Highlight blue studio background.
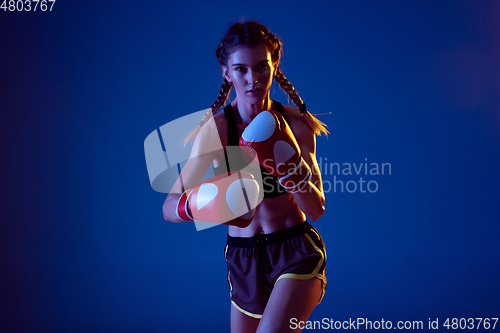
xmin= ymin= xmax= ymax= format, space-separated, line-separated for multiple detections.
xmin=1 ymin=1 xmax=499 ymax=332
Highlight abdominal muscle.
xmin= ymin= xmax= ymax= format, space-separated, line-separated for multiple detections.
xmin=227 ymin=192 xmax=306 ymax=237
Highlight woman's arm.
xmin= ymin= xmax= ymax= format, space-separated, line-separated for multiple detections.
xmin=286 ymin=108 xmax=326 ymax=221
xmin=291 ymin=131 xmax=325 ymax=221
xmin=163 ymin=117 xmax=223 ymax=222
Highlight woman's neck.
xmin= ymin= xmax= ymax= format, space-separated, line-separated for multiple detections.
xmin=232 ymin=96 xmax=273 ymax=125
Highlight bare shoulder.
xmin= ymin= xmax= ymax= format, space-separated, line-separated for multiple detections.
xmin=190 ymin=112 xmax=226 ymax=158
xmin=212 ymin=110 xmax=228 ymax=146
xmin=198 ymin=111 xmax=227 ymax=143
xmin=282 ymin=104 xmax=315 ymax=146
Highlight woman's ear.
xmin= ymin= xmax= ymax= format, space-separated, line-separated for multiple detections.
xmin=221 ymin=66 xmax=231 ymax=82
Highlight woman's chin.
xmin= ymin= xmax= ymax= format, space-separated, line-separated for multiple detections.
xmin=243 ymin=92 xmax=269 ymax=104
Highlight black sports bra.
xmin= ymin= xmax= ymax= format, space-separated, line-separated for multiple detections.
xmin=213 ymin=101 xmax=289 ymax=198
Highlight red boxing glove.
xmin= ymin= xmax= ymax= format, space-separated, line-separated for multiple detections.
xmin=175 ymin=171 xmax=260 ymax=227
xmin=239 ymin=111 xmax=312 ymax=193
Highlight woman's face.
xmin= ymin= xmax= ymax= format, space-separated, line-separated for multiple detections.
xmin=222 ymin=45 xmax=275 ymax=105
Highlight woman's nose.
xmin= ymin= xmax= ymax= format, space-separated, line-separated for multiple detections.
xmin=247 ymin=72 xmax=258 ymax=85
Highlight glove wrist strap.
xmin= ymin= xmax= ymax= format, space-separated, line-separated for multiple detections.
xmin=175 ymin=189 xmax=194 ymax=221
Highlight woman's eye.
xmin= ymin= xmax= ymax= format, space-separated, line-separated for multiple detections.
xmin=235 ymin=67 xmax=246 ymax=72
xmin=258 ymin=64 xmax=269 ymax=69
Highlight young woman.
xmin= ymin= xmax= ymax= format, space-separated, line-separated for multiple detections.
xmin=163 ymin=21 xmax=329 ymax=333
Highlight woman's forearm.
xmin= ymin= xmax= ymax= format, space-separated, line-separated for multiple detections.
xmin=292 ymin=180 xmax=325 ymax=221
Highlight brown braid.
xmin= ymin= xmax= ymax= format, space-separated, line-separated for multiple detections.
xmin=273 ymin=66 xmax=304 ymax=107
xmin=274 ymin=66 xmax=329 ymax=136
xmin=210 ymin=78 xmax=233 ymax=114
xmin=182 ymin=78 xmax=233 ymax=146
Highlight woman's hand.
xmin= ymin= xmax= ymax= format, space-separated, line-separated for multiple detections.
xmin=163 ymin=117 xmax=223 ymax=222
xmin=175 ymin=170 xmax=260 ymax=227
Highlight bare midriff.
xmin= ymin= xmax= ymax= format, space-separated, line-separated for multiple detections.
xmin=228 ymin=192 xmax=306 ymax=237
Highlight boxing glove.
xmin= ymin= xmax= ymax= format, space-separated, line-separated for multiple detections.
xmin=239 ymin=111 xmax=312 ymax=193
xmin=176 ymin=171 xmax=260 ymax=227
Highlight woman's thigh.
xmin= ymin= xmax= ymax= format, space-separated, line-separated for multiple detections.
xmin=256 ymin=277 xmax=323 ymax=333
xmin=231 ymin=303 xmax=261 ymax=333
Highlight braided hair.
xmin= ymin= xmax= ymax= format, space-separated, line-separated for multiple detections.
xmin=184 ymin=20 xmax=328 ymax=145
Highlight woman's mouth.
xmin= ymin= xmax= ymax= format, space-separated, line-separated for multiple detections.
xmin=247 ymin=89 xmax=261 ymax=95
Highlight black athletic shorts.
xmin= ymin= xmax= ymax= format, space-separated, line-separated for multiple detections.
xmin=224 ymin=221 xmax=327 ymax=318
